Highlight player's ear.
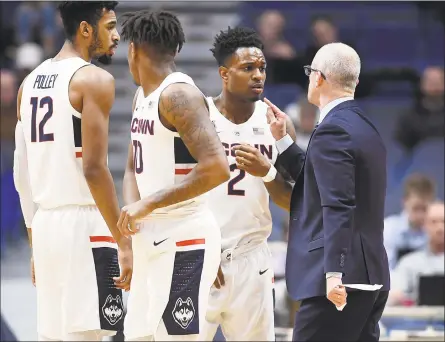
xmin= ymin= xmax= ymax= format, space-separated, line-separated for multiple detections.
xmin=219 ymin=66 xmax=228 ymax=82
xmin=80 ymin=21 xmax=92 ymax=39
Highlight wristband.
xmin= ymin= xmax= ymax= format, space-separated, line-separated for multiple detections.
xmin=262 ymin=164 xmax=277 ymax=183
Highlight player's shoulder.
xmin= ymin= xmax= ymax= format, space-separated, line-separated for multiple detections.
xmin=70 ymin=65 xmax=115 ymax=97
xmin=72 ymin=64 xmax=114 ymax=88
xmin=160 ymin=81 xmax=201 ymax=102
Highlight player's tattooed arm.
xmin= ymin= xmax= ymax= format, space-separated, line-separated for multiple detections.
xmin=145 ymin=83 xmax=230 ymax=211
xmin=123 ymin=89 xmax=141 ymax=205
xmin=76 ymin=66 xmax=127 ymax=247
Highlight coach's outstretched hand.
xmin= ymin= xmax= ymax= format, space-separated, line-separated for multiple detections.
xmin=264 ymin=98 xmax=288 ymax=141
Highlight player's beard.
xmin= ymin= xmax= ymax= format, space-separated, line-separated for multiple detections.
xmin=89 ymin=31 xmax=113 ymax=66
xmin=97 ymin=54 xmax=112 ymax=65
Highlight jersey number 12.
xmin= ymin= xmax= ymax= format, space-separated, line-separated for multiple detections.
xmin=30 ymin=96 xmax=54 ymax=143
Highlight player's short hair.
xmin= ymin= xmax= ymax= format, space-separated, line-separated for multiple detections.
xmin=210 ymin=26 xmax=264 ymax=66
xmin=403 ymin=173 xmax=436 ymax=199
xmin=120 ymin=10 xmax=185 ymax=56
xmin=58 ymin=1 xmax=119 ymax=42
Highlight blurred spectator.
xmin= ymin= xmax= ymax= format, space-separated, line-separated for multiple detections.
xmin=14 ymin=42 xmax=44 ymax=84
xmin=264 ymin=15 xmax=374 ymax=98
xmin=15 ymin=2 xmax=62 ymax=58
xmin=256 ymin=10 xmax=296 ymax=59
xmin=300 ymin=16 xmax=339 ymax=66
xmin=384 ymin=174 xmax=436 ymax=269
xmin=284 ymin=96 xmax=319 ymax=151
xmin=388 ymin=201 xmax=444 ymax=305
xmin=1 ymin=69 xmax=18 ymax=173
xmin=394 ymin=66 xmax=444 ymax=152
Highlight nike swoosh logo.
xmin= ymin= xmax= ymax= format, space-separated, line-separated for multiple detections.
xmin=153 ymin=238 xmax=168 ymax=246
xmin=259 ymin=269 xmax=269 ymax=275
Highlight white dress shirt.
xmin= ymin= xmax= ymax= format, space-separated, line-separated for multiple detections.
xmin=275 ymin=96 xmax=354 ymax=279
xmin=276 ymin=97 xmax=354 ymax=154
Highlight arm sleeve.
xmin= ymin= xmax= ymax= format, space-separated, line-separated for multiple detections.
xmin=275 ymin=135 xmax=306 ymax=181
xmin=13 ymin=121 xmax=37 ymax=228
xmin=311 ymin=124 xmax=355 ymax=275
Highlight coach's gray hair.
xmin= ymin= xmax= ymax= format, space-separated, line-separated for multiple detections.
xmin=312 ymin=42 xmax=361 ymax=92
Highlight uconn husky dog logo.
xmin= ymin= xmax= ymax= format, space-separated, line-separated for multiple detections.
xmin=172 ymin=297 xmax=195 ymax=329
xmin=102 ymin=295 xmax=124 ymax=325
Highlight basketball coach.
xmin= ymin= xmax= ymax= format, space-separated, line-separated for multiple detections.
xmin=264 ymin=42 xmax=390 ymax=341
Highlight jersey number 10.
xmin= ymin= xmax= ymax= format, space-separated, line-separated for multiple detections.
xmin=132 ymin=140 xmax=143 ymax=174
xmin=30 ymin=96 xmax=54 ymax=143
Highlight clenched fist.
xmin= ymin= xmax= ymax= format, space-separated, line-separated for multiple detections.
xmin=232 ymin=144 xmax=271 ymax=177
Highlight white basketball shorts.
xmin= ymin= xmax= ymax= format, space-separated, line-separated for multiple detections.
xmin=203 ymin=241 xmax=276 ymax=341
xmin=124 ymin=210 xmax=221 ymax=341
xmin=32 ymin=205 xmax=124 ymax=340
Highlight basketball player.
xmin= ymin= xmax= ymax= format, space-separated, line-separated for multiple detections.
xmin=13 ymin=2 xmax=132 ymax=341
xmin=116 ymin=10 xmax=230 ymax=341
xmin=203 ymin=27 xmax=296 ymax=341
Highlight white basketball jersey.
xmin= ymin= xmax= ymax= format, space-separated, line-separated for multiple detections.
xmin=130 ymin=72 xmax=207 ymax=218
xmin=207 ymin=98 xmax=278 ymax=250
xmin=19 ymin=57 xmax=96 ymax=209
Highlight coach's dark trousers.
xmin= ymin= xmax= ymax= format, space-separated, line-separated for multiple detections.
xmin=292 ymin=291 xmax=389 ymax=341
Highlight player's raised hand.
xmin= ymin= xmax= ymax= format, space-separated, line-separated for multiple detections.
xmin=233 ymin=144 xmax=271 ymax=177
xmin=113 ymin=239 xmax=133 ymax=291
xmin=117 ymin=199 xmax=154 ymax=237
xmin=264 ymin=97 xmax=288 ymax=141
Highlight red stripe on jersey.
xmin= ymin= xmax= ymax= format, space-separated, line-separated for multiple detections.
xmin=90 ymin=236 xmax=116 ymax=243
xmin=175 ymin=168 xmax=192 ymax=175
xmin=176 ymin=238 xmax=205 ymax=247
xmin=272 ymin=277 xmax=275 ymax=283
xmin=75 ymin=151 xmax=82 ymax=158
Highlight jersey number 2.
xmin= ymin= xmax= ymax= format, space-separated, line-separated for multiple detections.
xmin=228 ymin=163 xmax=246 ymax=196
xmin=30 ymin=96 xmax=54 ymax=142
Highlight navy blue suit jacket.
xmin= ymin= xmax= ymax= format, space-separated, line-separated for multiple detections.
xmin=279 ymin=100 xmax=390 ymax=301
